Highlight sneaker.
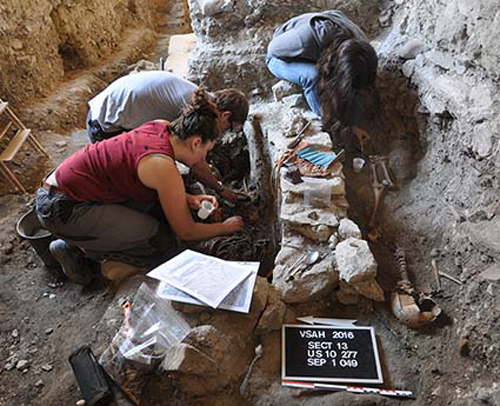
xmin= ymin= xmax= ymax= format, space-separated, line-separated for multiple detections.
xmin=49 ymin=240 xmax=93 ymax=285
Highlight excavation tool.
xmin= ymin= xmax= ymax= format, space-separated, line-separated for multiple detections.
xmin=368 ymin=155 xmax=396 ymax=228
xmin=391 ymin=246 xmax=442 ymax=329
xmin=286 ymin=251 xmax=321 ymax=282
xmin=287 ymin=121 xmax=311 ymax=149
xmin=240 ymin=344 xmax=263 ymax=397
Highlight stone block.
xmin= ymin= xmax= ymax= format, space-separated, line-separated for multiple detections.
xmin=280 ymin=201 xmax=339 ymax=228
xmin=338 ymin=218 xmax=362 ymax=240
xmin=397 ymin=38 xmax=424 ymax=60
xmin=193 ymin=0 xmax=234 ymax=17
xmin=335 ymin=238 xmax=377 ymax=284
xmin=465 ymin=217 xmax=500 ymax=258
xmin=472 ymin=121 xmax=494 ymax=158
xmin=162 ymin=343 xmax=219 ymax=377
xmin=354 ymin=280 xmax=385 ymax=302
xmin=402 ymin=60 xmax=415 ymax=77
xmin=302 ymin=131 xmax=333 ymax=150
xmin=480 ymin=265 xmax=500 ymax=281
xmin=425 ymin=50 xmax=454 ymax=70
xmin=292 ymin=224 xmax=332 ymax=242
xmin=328 ymin=233 xmax=339 ymax=249
xmin=255 ymin=286 xmax=287 ymax=334
xmin=272 ymin=80 xmax=302 ymax=102
xmin=280 ymin=176 xmax=345 ymax=197
xmin=282 ymin=94 xmax=307 ymax=110
xmin=336 ymin=280 xmax=360 ymax=305
xmin=273 ymin=254 xmax=339 ymax=304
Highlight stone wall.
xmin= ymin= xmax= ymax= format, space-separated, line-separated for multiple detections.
xmin=379 ymin=0 xmax=500 ymax=380
xmin=187 ymin=0 xmax=381 ymax=92
xmin=0 ymin=0 xmax=165 ymax=108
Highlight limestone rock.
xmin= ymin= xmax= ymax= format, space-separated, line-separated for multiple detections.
xmin=11 ymin=39 xmax=23 ymax=50
xmin=250 ymin=277 xmax=270 ymax=316
xmin=465 ymin=217 xmax=500 ymax=258
xmin=162 ymin=343 xmax=228 ymax=395
xmin=398 ymin=38 xmax=424 ymax=59
xmin=282 ymin=109 xmax=307 ymax=137
xmin=281 ymin=176 xmax=345 ymax=197
xmin=402 ymin=60 xmax=415 ymax=77
xmin=303 ymin=131 xmax=333 ymax=150
xmin=290 ymin=224 xmax=331 ymax=242
xmin=425 ymin=50 xmax=454 ymax=70
xmin=354 ymin=280 xmax=385 ymax=302
xmin=335 ymin=238 xmax=377 ymax=284
xmin=162 ymin=343 xmax=218 ymax=377
xmin=328 ymin=234 xmax=338 ymax=249
xmin=282 ymin=94 xmax=306 ymax=109
xmin=272 ymin=80 xmax=302 ymax=102
xmin=274 ymin=254 xmax=339 ymax=304
xmin=274 ymin=246 xmax=301 ymax=266
xmin=255 ymin=286 xmax=286 ymax=334
xmin=194 ymin=0 xmax=234 ymax=17
xmin=280 ymin=201 xmax=339 ymax=229
xmin=336 ymin=280 xmax=360 ymax=305
xmin=480 ymin=265 xmax=500 ymax=281
xmin=338 ymin=218 xmax=362 ymax=240
xmin=472 ymin=121 xmax=494 ymax=158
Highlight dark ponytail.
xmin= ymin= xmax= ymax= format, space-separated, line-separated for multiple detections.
xmin=168 ymin=89 xmax=221 ymax=143
xmin=319 ymin=38 xmax=378 ymax=128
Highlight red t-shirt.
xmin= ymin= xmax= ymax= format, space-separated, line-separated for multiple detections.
xmin=56 ymin=121 xmax=175 ymax=203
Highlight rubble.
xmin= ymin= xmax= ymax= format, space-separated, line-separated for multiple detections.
xmin=272 ymin=80 xmax=301 ymax=102
xmin=335 ymin=238 xmax=378 ymax=284
xmin=274 ymin=253 xmax=339 ymax=304
xmin=16 ymin=360 xmax=29 ymax=371
xmin=338 ymin=218 xmax=362 ymax=240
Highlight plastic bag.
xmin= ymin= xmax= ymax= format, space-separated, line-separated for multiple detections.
xmin=99 ymin=283 xmax=190 ymax=405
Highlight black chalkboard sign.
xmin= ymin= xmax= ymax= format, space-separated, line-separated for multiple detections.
xmin=282 ymin=324 xmax=383 ymax=384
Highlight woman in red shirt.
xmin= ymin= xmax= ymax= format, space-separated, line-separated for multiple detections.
xmin=36 ymin=90 xmax=244 ymax=285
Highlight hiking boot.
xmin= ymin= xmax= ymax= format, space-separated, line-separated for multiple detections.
xmin=49 ymin=240 xmax=93 ymax=285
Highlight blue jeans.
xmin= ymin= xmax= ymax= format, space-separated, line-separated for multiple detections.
xmin=266 ymin=56 xmax=322 ymax=117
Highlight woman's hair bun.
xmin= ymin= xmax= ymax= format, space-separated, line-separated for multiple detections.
xmin=189 ymin=89 xmax=217 ymax=116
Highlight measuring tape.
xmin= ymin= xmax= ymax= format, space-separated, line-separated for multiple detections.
xmin=282 ymin=380 xmax=415 ymax=399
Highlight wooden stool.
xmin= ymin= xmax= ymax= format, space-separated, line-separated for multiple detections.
xmin=0 ymin=98 xmax=49 ymax=193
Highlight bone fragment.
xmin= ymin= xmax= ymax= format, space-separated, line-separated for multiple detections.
xmin=431 ymin=259 xmax=442 ymax=291
xmin=438 ymin=271 xmax=462 ymax=285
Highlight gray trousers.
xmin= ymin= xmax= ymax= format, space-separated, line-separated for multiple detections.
xmin=36 ymin=187 xmax=177 ymax=267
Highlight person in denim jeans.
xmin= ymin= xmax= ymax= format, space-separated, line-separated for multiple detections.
xmin=266 ymin=10 xmax=377 ymax=146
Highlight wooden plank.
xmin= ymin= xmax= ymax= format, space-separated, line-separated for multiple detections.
xmin=0 ymin=101 xmax=8 ymax=116
xmin=0 ymin=128 xmax=31 ymax=161
xmin=27 ymin=134 xmax=49 ymax=158
xmin=4 ymin=105 xmax=25 ymax=129
xmin=0 ymin=120 xmax=13 ymax=142
xmin=0 ymin=161 xmax=26 ymax=193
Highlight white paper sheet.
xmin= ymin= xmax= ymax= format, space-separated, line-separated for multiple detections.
xmin=147 ymin=250 xmax=254 ymax=308
xmin=156 ymin=262 xmax=259 ymax=313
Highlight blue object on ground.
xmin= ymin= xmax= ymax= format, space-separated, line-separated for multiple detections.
xmin=296 ymin=147 xmax=337 ymax=167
